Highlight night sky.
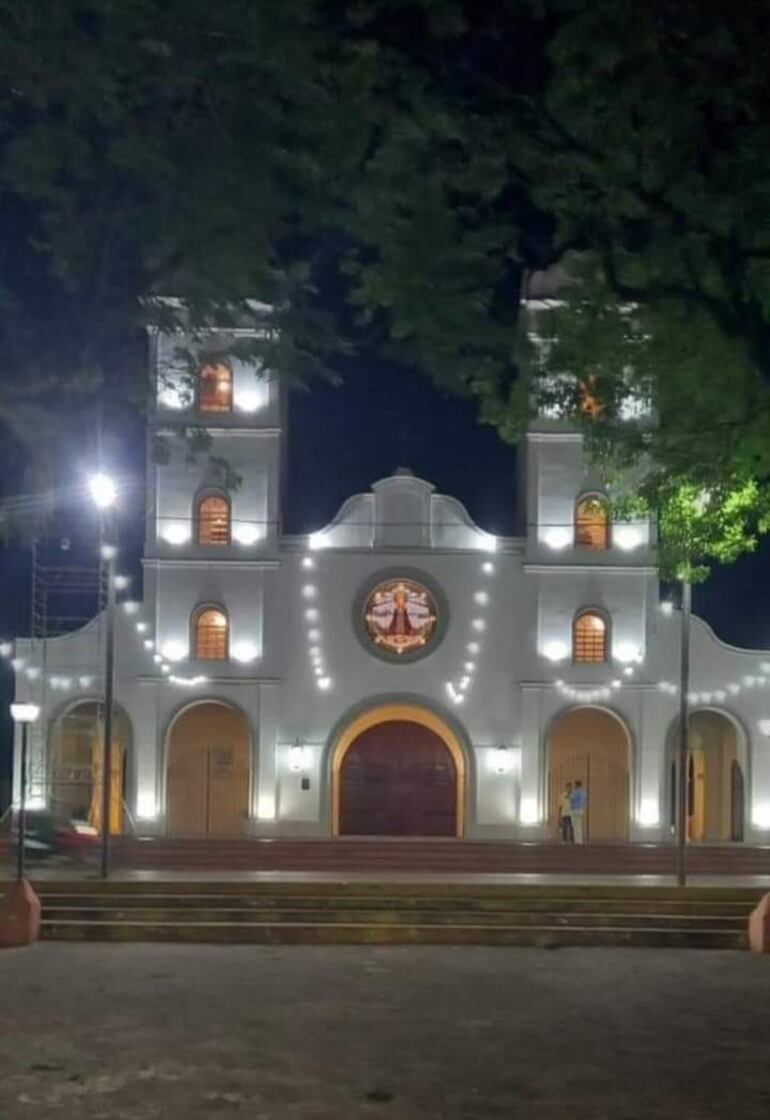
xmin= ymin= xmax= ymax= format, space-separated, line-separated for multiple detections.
xmin=2 ymin=357 xmax=770 ymax=808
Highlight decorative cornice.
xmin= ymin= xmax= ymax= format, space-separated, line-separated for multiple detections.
xmin=155 ymin=424 xmax=281 ymax=437
xmin=142 ymin=558 xmax=281 ymax=570
xmin=524 ymin=563 xmax=657 ymax=575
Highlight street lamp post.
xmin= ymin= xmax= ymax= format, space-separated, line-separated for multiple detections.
xmin=10 ymin=702 xmax=41 ymax=882
xmin=676 ymin=578 xmax=692 ymax=888
xmin=89 ymin=472 xmax=118 ymax=880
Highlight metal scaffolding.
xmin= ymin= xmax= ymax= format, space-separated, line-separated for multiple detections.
xmin=25 ymin=523 xmax=106 ymax=810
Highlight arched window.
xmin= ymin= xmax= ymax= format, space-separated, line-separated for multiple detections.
xmin=193 ymin=606 xmax=229 ymax=660
xmin=196 ymin=493 xmax=230 ymax=546
xmin=199 ymin=362 xmax=233 ymax=413
xmin=578 ymin=376 xmax=604 ymax=418
xmin=573 ymin=610 xmax=608 ymax=663
xmin=575 ymin=495 xmax=610 ymax=550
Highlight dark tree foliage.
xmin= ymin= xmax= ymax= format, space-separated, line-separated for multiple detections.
xmin=342 ymin=0 xmax=770 ymax=577
xmin=3 ymin=0 xmax=770 ymax=576
xmin=0 ymin=0 xmax=360 ymax=501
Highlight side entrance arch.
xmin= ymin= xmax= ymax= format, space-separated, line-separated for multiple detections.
xmin=166 ymin=701 xmax=250 ymax=838
xmin=548 ymin=706 xmax=630 ymax=842
xmin=49 ymin=701 xmax=130 ymax=834
xmin=331 ymin=704 xmax=466 ymax=837
xmin=668 ymin=710 xmax=746 ymax=843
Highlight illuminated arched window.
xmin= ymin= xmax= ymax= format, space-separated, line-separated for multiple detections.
xmin=573 ymin=610 xmax=608 ymax=664
xmin=199 ymin=362 xmax=233 ymax=413
xmin=575 ymin=495 xmax=610 ymax=550
xmin=196 ymin=493 xmax=230 ymax=546
xmin=193 ymin=606 xmax=229 ymax=660
xmin=578 ymin=376 xmax=604 ymax=418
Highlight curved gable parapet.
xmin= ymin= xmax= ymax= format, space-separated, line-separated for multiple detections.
xmin=308 ymin=493 xmax=375 ymax=550
xmin=305 ymin=471 xmax=498 ymax=552
xmin=690 ymin=612 xmax=770 ymax=661
xmin=431 ymin=493 xmax=498 ymax=552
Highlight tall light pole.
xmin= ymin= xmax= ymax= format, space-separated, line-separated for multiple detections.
xmin=10 ymin=702 xmax=41 ymax=882
xmin=676 ymin=578 xmax=692 ymax=887
xmin=89 ymin=472 xmax=117 ymax=880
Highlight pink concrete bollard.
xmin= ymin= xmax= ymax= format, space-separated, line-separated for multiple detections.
xmin=0 ymin=880 xmax=41 ymax=948
xmin=748 ymin=893 xmax=770 ymax=954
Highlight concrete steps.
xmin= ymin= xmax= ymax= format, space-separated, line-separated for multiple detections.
xmin=34 ymin=882 xmax=762 ymax=949
xmin=110 ymin=838 xmax=770 ymax=876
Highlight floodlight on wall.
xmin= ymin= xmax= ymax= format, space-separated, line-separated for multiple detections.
xmin=757 ymin=720 xmax=770 ymax=737
xmin=494 ymin=744 xmax=510 ymax=775
xmin=232 ymin=523 xmax=262 ymax=546
xmin=135 ymin=791 xmax=158 ymax=820
xmin=231 ymin=640 xmax=259 ymax=663
xmin=301 ymin=557 xmax=315 ymax=570
xmin=752 ymin=804 xmax=770 ymax=830
xmin=257 ymin=795 xmax=276 ymax=821
xmin=235 ymin=388 xmax=267 ymax=413
xmin=542 ymin=640 xmax=568 ymax=663
xmin=481 ymin=562 xmax=495 ymax=575
xmin=637 ymin=800 xmax=660 ymax=827
xmin=613 ymin=526 xmax=642 ymax=551
xmin=10 ymin=703 xmax=40 ymax=723
xmin=161 ymin=641 xmax=187 ymax=662
xmin=614 ymin=642 xmax=642 ymax=664
xmin=308 ymin=531 xmax=330 ymax=550
xmin=162 ymin=522 xmax=191 ymax=546
xmin=543 ymin=527 xmax=571 ymax=550
xmin=317 ymin=676 xmax=332 ymax=691
xmin=519 ymin=797 xmax=539 ymax=825
xmin=660 ymin=600 xmax=674 ymax=615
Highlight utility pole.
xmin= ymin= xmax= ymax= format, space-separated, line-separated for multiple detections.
xmin=676 ymin=578 xmax=692 ymax=887
xmin=100 ymin=536 xmax=116 ymax=879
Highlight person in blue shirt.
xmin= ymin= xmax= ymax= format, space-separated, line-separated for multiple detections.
xmin=570 ymin=780 xmax=587 ymax=844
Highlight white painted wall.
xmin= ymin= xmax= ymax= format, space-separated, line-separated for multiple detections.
xmin=7 ymin=335 xmax=770 ymax=845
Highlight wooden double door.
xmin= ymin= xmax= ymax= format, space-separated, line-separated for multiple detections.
xmin=339 ymin=720 xmax=458 ymax=837
xmin=548 ymin=708 xmax=630 ymax=843
xmin=167 ymin=703 xmax=249 ymax=838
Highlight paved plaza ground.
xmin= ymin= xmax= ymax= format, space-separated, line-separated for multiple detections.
xmin=1 ymin=944 xmax=769 ymax=1119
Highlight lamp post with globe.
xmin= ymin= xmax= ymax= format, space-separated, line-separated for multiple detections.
xmin=89 ymin=472 xmax=118 ymax=879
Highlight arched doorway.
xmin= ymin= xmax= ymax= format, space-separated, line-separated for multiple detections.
xmin=166 ymin=701 xmax=250 ymax=838
xmin=548 ymin=707 xmax=630 ymax=842
xmin=49 ymin=701 xmax=129 ymax=833
xmin=332 ymin=704 xmax=466 ymax=837
xmin=669 ymin=710 xmax=745 ymax=843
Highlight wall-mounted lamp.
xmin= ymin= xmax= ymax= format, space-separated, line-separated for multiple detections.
xmin=495 ymin=744 xmax=510 ymax=775
xmin=289 ymin=741 xmax=307 ymax=773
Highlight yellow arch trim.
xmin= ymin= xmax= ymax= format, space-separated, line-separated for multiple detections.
xmin=331 ymin=703 xmax=466 ymax=837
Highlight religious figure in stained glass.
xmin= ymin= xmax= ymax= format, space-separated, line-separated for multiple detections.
xmin=364 ymin=579 xmax=438 ymax=655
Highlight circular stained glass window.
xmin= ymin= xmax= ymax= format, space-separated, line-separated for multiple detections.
xmin=364 ymin=578 xmax=438 ymax=657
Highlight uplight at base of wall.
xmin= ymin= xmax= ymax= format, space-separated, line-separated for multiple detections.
xmin=752 ymin=805 xmax=770 ymax=830
xmin=636 ymin=800 xmax=660 ymax=827
xmin=519 ymin=797 xmax=539 ymax=825
xmin=136 ymin=792 xmax=158 ymax=820
xmin=257 ymin=796 xmax=276 ymax=821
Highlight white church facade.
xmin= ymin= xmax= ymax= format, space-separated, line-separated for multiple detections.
xmin=9 ymin=320 xmax=770 ymax=846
